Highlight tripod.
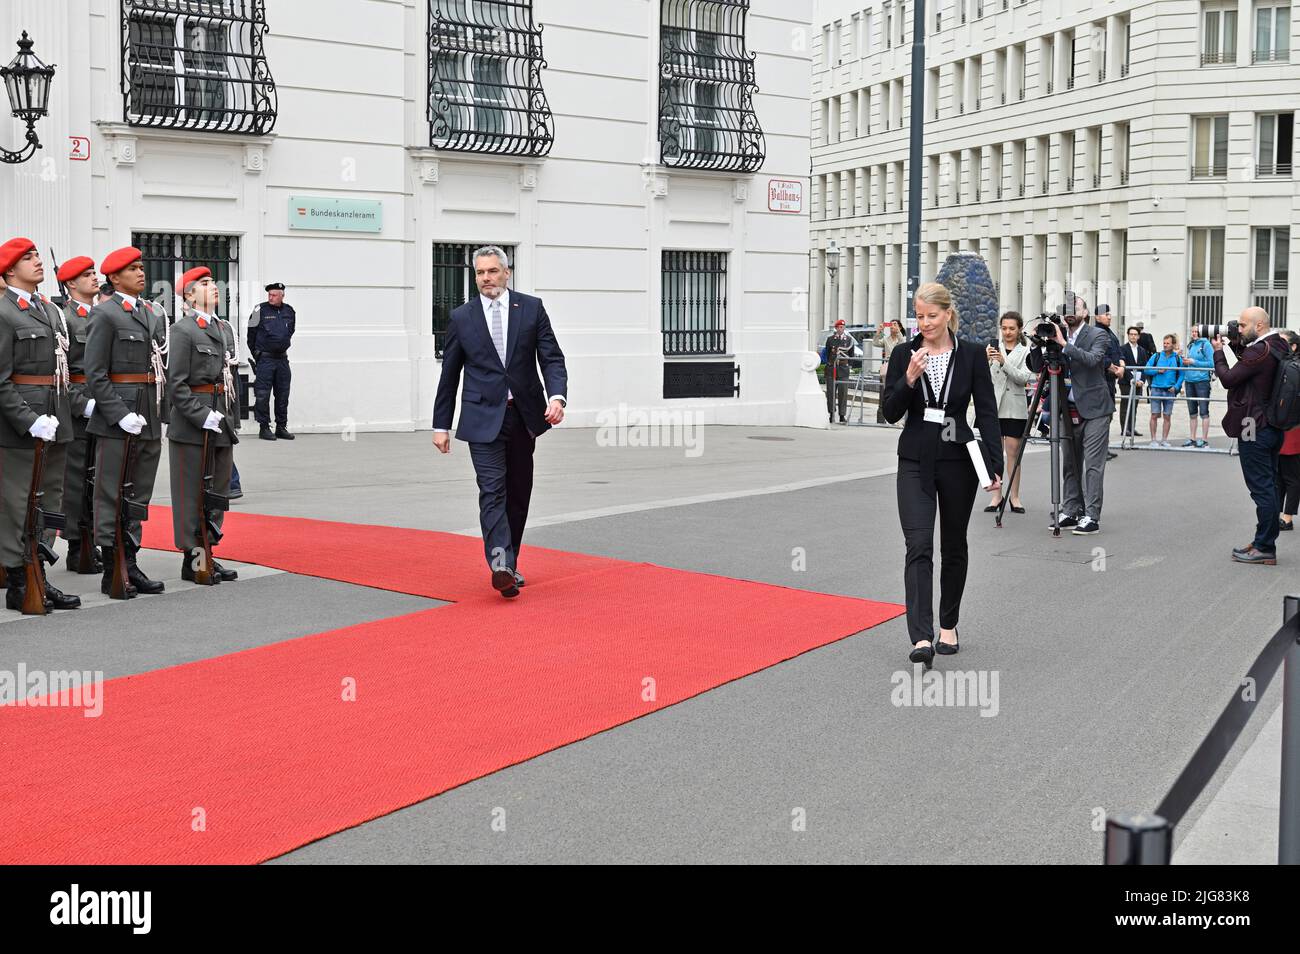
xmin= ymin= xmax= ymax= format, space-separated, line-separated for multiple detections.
xmin=995 ymin=348 xmax=1068 ymax=535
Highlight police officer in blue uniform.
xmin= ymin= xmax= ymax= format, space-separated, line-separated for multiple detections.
xmin=247 ymin=281 xmax=295 ymax=441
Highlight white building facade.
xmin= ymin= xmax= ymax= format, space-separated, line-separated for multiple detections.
xmin=0 ymin=0 xmax=812 ymax=432
xmin=811 ymin=0 xmax=1298 ymax=341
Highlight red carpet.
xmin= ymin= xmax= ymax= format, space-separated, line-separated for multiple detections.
xmin=2 ymin=512 xmax=902 ymax=864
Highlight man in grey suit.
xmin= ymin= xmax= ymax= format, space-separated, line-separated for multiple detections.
xmin=1050 ymin=297 xmax=1115 ymax=535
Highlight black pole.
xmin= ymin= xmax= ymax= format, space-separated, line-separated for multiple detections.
xmin=905 ymin=0 xmax=927 ymax=312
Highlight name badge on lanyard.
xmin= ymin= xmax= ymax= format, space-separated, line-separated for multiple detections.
xmin=919 ymin=339 xmax=958 ymax=426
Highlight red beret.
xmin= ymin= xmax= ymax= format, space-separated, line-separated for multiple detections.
xmin=179 ymin=266 xmax=211 ymax=293
xmin=56 ymin=255 xmax=96 ymax=284
xmin=101 ymin=246 xmax=142 ymax=276
xmin=0 ymin=237 xmax=36 ymax=276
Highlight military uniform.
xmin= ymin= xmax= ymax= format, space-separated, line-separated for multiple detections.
xmin=60 ymin=296 xmax=97 ymax=559
xmin=248 ymin=293 xmax=294 ymax=434
xmin=167 ymin=307 xmax=239 ymax=564
xmin=84 ymin=289 xmax=169 ymax=589
xmin=0 ymin=288 xmax=75 ymax=582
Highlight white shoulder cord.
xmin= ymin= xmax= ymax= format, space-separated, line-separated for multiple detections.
xmin=150 ymin=310 xmax=169 ymax=413
xmin=51 ymin=300 xmax=71 ymax=395
xmin=217 ymin=316 xmax=237 ymax=416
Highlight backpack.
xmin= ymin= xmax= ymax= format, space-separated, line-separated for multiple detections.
xmin=1267 ymin=346 xmax=1300 ymax=430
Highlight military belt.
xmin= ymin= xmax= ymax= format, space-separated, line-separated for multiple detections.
xmin=109 ymin=373 xmax=157 ymax=384
xmin=9 ymin=374 xmax=59 ymax=386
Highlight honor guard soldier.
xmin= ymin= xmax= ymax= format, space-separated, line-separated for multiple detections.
xmin=55 ymin=255 xmax=102 ymax=572
xmin=84 ymin=246 xmax=168 ymax=597
xmin=0 ymin=238 xmax=81 ymax=610
xmin=169 ymin=267 xmax=239 ymax=584
xmin=248 ymin=281 xmax=295 ymax=441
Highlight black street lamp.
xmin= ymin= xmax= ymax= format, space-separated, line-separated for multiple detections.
xmin=1 ymin=32 xmax=56 ymax=165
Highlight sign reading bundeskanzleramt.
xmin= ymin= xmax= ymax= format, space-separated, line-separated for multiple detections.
xmin=289 ymin=196 xmax=383 ymax=233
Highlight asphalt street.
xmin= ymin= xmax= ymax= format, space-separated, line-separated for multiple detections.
xmin=4 ymin=424 xmax=1289 ymax=863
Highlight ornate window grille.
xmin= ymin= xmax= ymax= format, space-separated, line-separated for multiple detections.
xmin=122 ymin=0 xmax=277 ymax=134
xmin=431 ymin=242 xmax=518 ymax=357
xmin=132 ymin=232 xmax=241 ymax=324
xmin=662 ymin=250 xmax=727 ymax=355
xmin=659 ymin=0 xmax=765 ymax=173
xmin=427 ymin=1 xmax=553 ymax=156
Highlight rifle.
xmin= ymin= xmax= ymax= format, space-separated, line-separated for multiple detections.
xmin=48 ymin=248 xmax=68 ymax=308
xmin=192 ymin=429 xmax=229 ymax=585
xmin=74 ymin=433 xmax=99 ymax=573
xmin=21 ymin=439 xmax=65 ymax=615
xmin=109 ymin=433 xmax=149 ymax=600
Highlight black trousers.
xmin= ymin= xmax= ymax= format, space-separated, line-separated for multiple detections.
xmin=1278 ymin=453 xmax=1300 ymax=517
xmin=467 ymin=402 xmax=536 ymax=572
xmin=825 ymin=367 xmax=849 ymax=419
xmin=253 ymin=354 xmax=291 ymax=427
xmin=896 ymin=456 xmax=979 ymax=645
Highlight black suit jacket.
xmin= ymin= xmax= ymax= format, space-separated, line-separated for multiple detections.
xmin=883 ymin=335 xmax=1004 ymax=479
xmin=1120 ymin=343 xmax=1152 ymax=388
xmin=432 ymin=290 xmax=568 ymax=443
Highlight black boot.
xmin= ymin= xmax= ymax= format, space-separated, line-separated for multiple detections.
xmin=259 ymin=425 xmax=277 ymax=441
xmin=66 ymin=539 xmax=103 ymax=573
xmin=275 ymin=425 xmax=295 ymax=440
xmin=213 ymin=559 xmax=238 ymax=581
xmin=5 ymin=566 xmax=51 ymax=612
xmin=126 ymin=549 xmax=165 ymax=594
xmin=44 ymin=582 xmax=80 ymax=610
xmin=181 ymin=552 xmax=219 ymax=585
xmin=100 ymin=547 xmax=137 ymax=598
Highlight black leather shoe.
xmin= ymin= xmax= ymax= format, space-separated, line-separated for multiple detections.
xmin=5 ymin=567 xmax=52 ymax=612
xmin=181 ymin=554 xmax=219 ymax=585
xmin=213 ymin=560 xmax=238 ymax=581
xmin=259 ymin=425 xmax=277 ymax=441
xmin=275 ymin=426 xmax=295 ymax=440
xmin=127 ymin=562 xmax=165 ymax=594
xmin=100 ymin=548 xmax=137 ymax=598
xmin=66 ymin=540 xmax=103 ymax=573
xmin=936 ymin=629 xmax=960 ymax=655
xmin=1281 ymin=520 xmax=1295 ymax=532
xmin=908 ymin=642 xmax=934 ymax=669
xmin=513 ymin=571 xmax=525 ymax=587
xmin=491 ymin=568 xmax=519 ymax=598
xmin=44 ymin=583 xmax=80 ymax=610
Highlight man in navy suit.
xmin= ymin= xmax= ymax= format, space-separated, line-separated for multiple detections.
xmin=432 ymin=246 xmax=568 ymax=598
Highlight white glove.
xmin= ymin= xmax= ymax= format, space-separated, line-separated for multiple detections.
xmin=83 ymin=398 xmax=95 ymax=419
xmin=117 ymin=413 xmax=146 ymax=435
xmin=27 ymin=415 xmax=58 ymax=441
xmin=202 ymin=410 xmax=224 ymax=432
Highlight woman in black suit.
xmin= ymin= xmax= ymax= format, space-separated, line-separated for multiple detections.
xmin=882 ymin=282 xmax=1004 ymax=668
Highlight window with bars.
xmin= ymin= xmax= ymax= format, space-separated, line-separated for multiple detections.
xmin=1202 ymin=4 xmax=1238 ymax=64
xmin=427 ymin=1 xmax=553 ymax=156
xmin=659 ymin=0 xmax=765 ymax=173
xmin=1257 ymin=112 xmax=1295 ymax=176
xmin=1191 ymin=115 xmax=1229 ymax=177
xmin=431 ymin=242 xmax=518 ymax=357
xmin=1188 ymin=227 xmax=1226 ymax=323
xmin=1253 ymin=227 xmax=1289 ymax=319
xmin=131 ymin=232 xmax=241 ymax=328
xmin=122 ymin=0 xmax=277 ymax=134
xmin=662 ymin=251 xmax=727 ymax=356
xmin=1254 ymin=4 xmax=1291 ymax=62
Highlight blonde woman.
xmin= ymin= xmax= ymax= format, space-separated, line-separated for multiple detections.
xmin=882 ymin=282 xmax=1003 ymax=667
xmin=984 ymin=312 xmax=1032 ymax=513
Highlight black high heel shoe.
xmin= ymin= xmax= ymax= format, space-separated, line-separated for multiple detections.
xmin=1010 ymin=502 xmax=1026 ymax=514
xmin=909 ymin=641 xmax=935 ymax=668
xmin=935 ymin=629 xmax=960 ymax=655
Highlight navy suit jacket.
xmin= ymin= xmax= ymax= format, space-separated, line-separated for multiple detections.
xmin=432 ymin=291 xmax=568 ymax=443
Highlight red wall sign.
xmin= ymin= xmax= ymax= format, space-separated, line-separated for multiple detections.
xmin=767 ymin=179 xmax=803 ymax=213
xmin=69 ymin=136 xmax=90 ymax=161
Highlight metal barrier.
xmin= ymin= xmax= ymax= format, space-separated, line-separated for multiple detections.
xmin=1105 ymin=594 xmax=1300 ymax=864
xmin=1114 ymin=383 xmax=1237 ymax=455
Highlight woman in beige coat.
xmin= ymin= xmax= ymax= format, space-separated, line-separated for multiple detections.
xmin=984 ymin=312 xmax=1033 ymax=512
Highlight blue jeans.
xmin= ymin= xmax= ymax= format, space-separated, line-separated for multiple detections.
xmin=1185 ymin=379 xmax=1211 ymax=417
xmin=1149 ymin=386 xmax=1175 ymax=417
xmin=1237 ymin=424 xmax=1283 ymax=553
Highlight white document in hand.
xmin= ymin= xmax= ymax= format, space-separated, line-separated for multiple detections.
xmin=967 ymin=440 xmax=993 ymax=490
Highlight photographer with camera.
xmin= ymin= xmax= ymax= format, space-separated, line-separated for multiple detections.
xmin=1048 ymin=296 xmax=1114 ymax=535
xmin=1212 ymin=307 xmax=1290 ymax=565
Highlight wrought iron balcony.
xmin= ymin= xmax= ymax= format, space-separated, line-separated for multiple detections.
xmin=427 ymin=1 xmax=554 ymax=156
xmin=1190 ymin=163 xmax=1228 ymax=179
xmin=1257 ymin=161 xmax=1294 ymax=177
xmin=121 ymin=0 xmax=277 ymax=134
xmin=1200 ymin=51 xmax=1236 ymax=65
xmin=658 ymin=0 xmax=764 ymax=173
